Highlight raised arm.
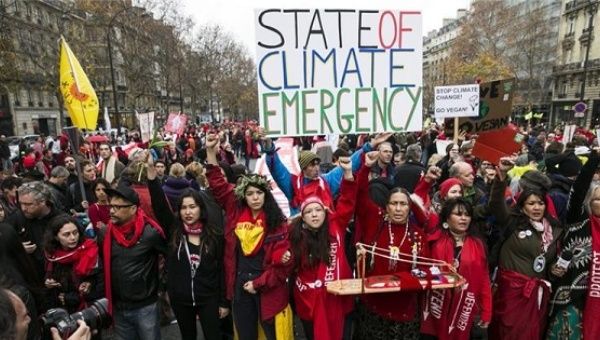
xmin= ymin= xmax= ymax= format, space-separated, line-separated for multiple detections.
xmin=263 ymin=138 xmax=293 ymax=200
xmin=332 ymin=157 xmax=358 ymax=228
xmin=566 ymin=149 xmax=600 ymax=223
xmin=488 ymin=158 xmax=514 ymax=226
xmin=205 ymin=133 xmax=239 ymax=212
xmin=145 ymin=152 xmax=175 ymax=234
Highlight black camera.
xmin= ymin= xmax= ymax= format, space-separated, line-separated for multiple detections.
xmin=41 ymin=298 xmax=111 ymax=338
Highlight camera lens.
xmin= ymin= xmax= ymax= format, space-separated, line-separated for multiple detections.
xmin=41 ymin=298 xmax=111 ymax=338
xmin=72 ymin=298 xmax=111 ymax=330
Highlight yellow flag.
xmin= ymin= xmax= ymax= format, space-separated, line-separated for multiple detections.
xmin=59 ymin=36 xmax=99 ymax=130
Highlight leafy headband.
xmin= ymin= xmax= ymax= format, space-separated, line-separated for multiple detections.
xmin=234 ymin=174 xmax=271 ymax=200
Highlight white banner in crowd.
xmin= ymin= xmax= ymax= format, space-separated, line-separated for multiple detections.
xmin=434 ymin=84 xmax=480 ymax=118
xmin=563 ymin=124 xmax=576 ymax=145
xmin=254 ymin=137 xmax=300 ymax=217
xmin=255 ymin=9 xmax=423 ymax=136
xmin=136 ymin=111 xmax=155 ymax=143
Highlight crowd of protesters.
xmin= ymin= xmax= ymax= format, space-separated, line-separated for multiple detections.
xmin=1 ymin=119 xmax=600 ymax=340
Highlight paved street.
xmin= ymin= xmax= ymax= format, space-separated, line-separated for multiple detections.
xmin=101 ymin=317 xmax=309 ymax=339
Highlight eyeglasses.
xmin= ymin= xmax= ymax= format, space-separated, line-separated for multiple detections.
xmin=109 ymin=204 xmax=133 ymax=211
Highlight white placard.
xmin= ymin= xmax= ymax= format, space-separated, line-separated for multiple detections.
xmin=562 ymin=124 xmax=576 ymax=145
xmin=434 ymin=84 xmax=480 ymax=118
xmin=136 ymin=111 xmax=155 ymax=143
xmin=255 ymin=9 xmax=423 ymax=136
xmin=436 ymin=139 xmax=453 ymax=157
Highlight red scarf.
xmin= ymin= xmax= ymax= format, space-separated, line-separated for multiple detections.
xmin=103 ymin=209 xmax=165 ymax=315
xmin=183 ymin=221 xmax=203 ymax=235
xmin=421 ymin=235 xmax=492 ymax=340
xmin=46 ymin=239 xmax=99 ymax=310
xmin=584 ymin=215 xmax=600 ymax=339
xmin=45 ymin=238 xmax=99 ymax=278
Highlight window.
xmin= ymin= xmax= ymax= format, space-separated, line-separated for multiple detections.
xmin=568 ymin=17 xmax=574 ymax=34
xmin=27 ymin=88 xmax=33 ymax=107
xmin=37 ymin=90 xmax=43 ymax=107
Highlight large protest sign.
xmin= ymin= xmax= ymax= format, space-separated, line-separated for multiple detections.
xmin=434 ymin=84 xmax=480 ymax=118
xmin=446 ymin=79 xmax=515 ymax=135
xmin=255 ymin=9 xmax=423 ymax=136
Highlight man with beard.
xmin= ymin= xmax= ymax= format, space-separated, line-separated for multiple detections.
xmin=97 ymin=143 xmax=125 ymax=184
xmin=66 ymin=160 xmax=97 ymax=212
xmin=5 ymin=181 xmax=68 ymax=275
xmin=64 ymin=156 xmax=79 ymax=187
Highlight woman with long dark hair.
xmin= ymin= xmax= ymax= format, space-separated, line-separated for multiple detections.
xmin=205 ymin=133 xmax=292 ymax=340
xmin=289 ymin=156 xmax=356 ymax=340
xmin=43 ymin=215 xmax=103 ymax=313
xmin=146 ymin=156 xmax=227 ymax=340
xmin=421 ymin=198 xmax=492 ymax=340
xmin=488 ymin=157 xmax=563 ymax=339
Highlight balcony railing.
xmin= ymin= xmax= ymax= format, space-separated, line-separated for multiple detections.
xmin=565 ymin=0 xmax=599 ymax=14
xmin=579 ymin=27 xmax=594 ymax=45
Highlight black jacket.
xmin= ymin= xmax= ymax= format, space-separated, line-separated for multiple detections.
xmin=0 ymin=140 xmax=10 ymax=159
xmin=98 ymin=219 xmax=167 ymax=310
xmin=6 ymin=208 xmax=70 ymax=276
xmin=46 ymin=181 xmax=68 ymax=213
xmin=148 ymin=178 xmax=227 ymax=308
xmin=45 ymin=260 xmax=104 ymax=313
xmin=66 ymin=181 xmax=95 ymax=212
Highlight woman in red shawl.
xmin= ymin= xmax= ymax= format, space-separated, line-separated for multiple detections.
xmin=354 ymin=157 xmax=430 ymax=340
xmin=288 ymin=156 xmax=356 ymax=340
xmin=421 ymin=197 xmax=492 ymax=340
xmin=43 ymin=215 xmax=103 ymax=313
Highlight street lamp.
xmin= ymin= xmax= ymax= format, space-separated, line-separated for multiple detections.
xmin=106 ymin=6 xmax=148 ymax=135
xmin=578 ymin=2 xmax=598 ymax=127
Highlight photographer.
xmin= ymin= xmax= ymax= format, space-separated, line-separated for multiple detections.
xmin=1 ymin=282 xmax=90 ymax=340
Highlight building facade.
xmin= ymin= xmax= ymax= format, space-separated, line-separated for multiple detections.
xmin=0 ymin=0 xmax=83 ymax=136
xmin=0 ymin=0 xmax=186 ymax=136
xmin=422 ymin=9 xmax=466 ymax=115
xmin=551 ymin=0 xmax=600 ymax=127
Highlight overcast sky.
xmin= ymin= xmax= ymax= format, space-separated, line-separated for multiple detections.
xmin=181 ymin=0 xmax=471 ymax=54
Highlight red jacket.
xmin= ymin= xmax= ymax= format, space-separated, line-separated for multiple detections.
xmin=206 ymin=165 xmax=291 ymax=321
xmin=293 ymin=178 xmax=357 ymax=340
xmin=421 ymin=233 xmax=492 ymax=340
